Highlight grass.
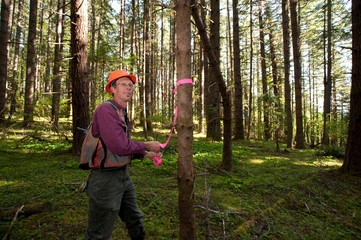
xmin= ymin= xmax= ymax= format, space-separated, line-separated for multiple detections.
xmin=0 ymin=121 xmax=360 ymax=239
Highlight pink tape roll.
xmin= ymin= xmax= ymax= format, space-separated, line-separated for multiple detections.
xmin=153 ymin=155 xmax=162 ymax=166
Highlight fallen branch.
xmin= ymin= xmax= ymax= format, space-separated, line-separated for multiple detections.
xmin=0 ymin=202 xmax=51 ymax=219
xmin=195 ymin=205 xmax=247 ymax=216
xmin=2 ymin=205 xmax=24 ymax=240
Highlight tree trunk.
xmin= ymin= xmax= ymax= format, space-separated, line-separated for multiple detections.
xmin=331 ymin=62 xmax=337 ymax=145
xmin=44 ymin=0 xmax=53 ymax=94
xmin=9 ymin=0 xmax=24 ymax=118
xmin=0 ymin=0 xmax=13 ymax=121
xmin=341 ymin=0 xmax=361 ymax=175
xmin=176 ymin=1 xmax=195 ymax=239
xmin=290 ymin=0 xmax=305 ymax=148
xmin=201 ymin=0 xmax=208 ymax=135
xmin=282 ymin=0 xmax=293 ymax=148
xmin=266 ymin=2 xmax=281 ymax=146
xmin=247 ymin=0 xmax=254 ymax=139
xmin=144 ymin=0 xmax=153 ymax=135
xmin=259 ymin=1 xmax=270 ymax=141
xmin=129 ymin=0 xmax=136 ymax=127
xmin=322 ymin=0 xmax=332 ymax=146
xmin=206 ymin=0 xmax=221 ymax=140
xmin=24 ymin=0 xmax=38 ymax=124
xmin=226 ymin=0 xmax=232 ymax=86
xmin=119 ymin=0 xmax=125 ymax=69
xmin=52 ymin=0 xmax=65 ymax=129
xmin=89 ymin=0 xmax=97 ymax=113
xmin=191 ymin=0 xmax=232 ymax=171
xmin=161 ymin=3 xmax=166 ymax=118
xmin=233 ymin=0 xmax=244 ymax=140
xmin=71 ymin=0 xmax=89 ymax=155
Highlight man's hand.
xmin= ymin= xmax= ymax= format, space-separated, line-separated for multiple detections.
xmin=144 ymin=151 xmax=163 ymax=160
xmin=144 ymin=141 xmax=161 ymax=153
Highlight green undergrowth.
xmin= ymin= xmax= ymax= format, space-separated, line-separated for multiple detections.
xmin=0 ymin=122 xmax=360 ymax=239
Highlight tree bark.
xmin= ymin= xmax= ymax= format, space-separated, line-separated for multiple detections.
xmin=89 ymin=0 xmax=97 ymax=113
xmin=128 ymin=0 xmax=136 ymax=127
xmin=290 ymin=0 xmax=305 ymax=148
xmin=52 ymin=0 xmax=65 ymax=129
xmin=322 ymin=0 xmax=332 ymax=146
xmin=200 ymin=0 xmax=208 ymax=134
xmin=71 ymin=0 xmax=89 ymax=155
xmin=341 ymin=0 xmax=361 ymax=175
xmin=9 ymin=0 xmax=24 ymax=118
xmin=176 ymin=1 xmax=195 ymax=239
xmin=282 ymin=0 xmax=293 ymax=148
xmin=144 ymin=0 xmax=153 ymax=135
xmin=206 ymin=0 xmax=221 ymax=140
xmin=0 ymin=0 xmax=13 ymax=121
xmin=24 ymin=0 xmax=38 ymax=124
xmin=266 ymin=2 xmax=281 ymax=146
xmin=44 ymin=0 xmax=53 ymax=94
xmin=259 ymin=0 xmax=270 ymax=141
xmin=119 ymin=0 xmax=125 ymax=69
xmin=233 ymin=0 xmax=244 ymax=140
xmin=247 ymin=0 xmax=254 ymax=139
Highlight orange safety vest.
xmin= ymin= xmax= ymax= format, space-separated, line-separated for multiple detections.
xmin=79 ymin=101 xmax=131 ymax=170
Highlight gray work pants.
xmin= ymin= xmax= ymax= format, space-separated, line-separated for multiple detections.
xmin=84 ymin=167 xmax=144 ymax=240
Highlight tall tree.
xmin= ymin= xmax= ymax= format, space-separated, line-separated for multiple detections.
xmin=247 ymin=0 xmax=254 ymax=139
xmin=0 ymin=0 xmax=13 ymax=121
xmin=258 ymin=0 xmax=270 ymax=140
xmin=206 ymin=0 xmax=222 ymax=140
xmin=89 ymin=0 xmax=97 ymax=113
xmin=176 ymin=1 xmax=195 ymax=239
xmin=282 ymin=0 xmax=293 ymax=148
xmin=265 ymin=2 xmax=281 ymax=148
xmin=24 ymin=0 xmax=38 ymax=124
xmin=233 ymin=0 xmax=244 ymax=140
xmin=44 ymin=0 xmax=54 ymax=93
xmin=129 ymin=0 xmax=136 ymax=126
xmin=9 ymin=0 xmax=24 ymax=118
xmin=290 ymin=0 xmax=305 ymax=148
xmin=119 ymin=0 xmax=125 ymax=69
xmin=144 ymin=0 xmax=153 ymax=136
xmin=200 ymin=0 xmax=208 ymax=135
xmin=322 ymin=0 xmax=332 ymax=146
xmin=52 ymin=0 xmax=65 ymax=129
xmin=341 ymin=0 xmax=361 ymax=175
xmin=71 ymin=0 xmax=89 ymax=154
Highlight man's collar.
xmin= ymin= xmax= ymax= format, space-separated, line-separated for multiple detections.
xmin=109 ymin=99 xmax=127 ymax=112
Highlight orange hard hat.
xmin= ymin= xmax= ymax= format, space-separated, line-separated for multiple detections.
xmin=106 ymin=70 xmax=136 ymax=93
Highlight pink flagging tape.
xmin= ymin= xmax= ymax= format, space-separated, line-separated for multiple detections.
xmin=159 ymin=107 xmax=177 ymax=149
xmin=153 ymin=79 xmax=193 ymax=166
xmin=173 ymin=79 xmax=193 ymax=93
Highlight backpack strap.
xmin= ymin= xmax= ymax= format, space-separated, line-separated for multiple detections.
xmin=104 ymin=100 xmax=125 ymax=120
xmin=104 ymin=100 xmax=130 ymax=137
xmin=99 ymin=138 xmax=108 ymax=169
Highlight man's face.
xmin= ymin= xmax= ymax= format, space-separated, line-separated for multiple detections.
xmin=110 ymin=77 xmax=134 ymax=103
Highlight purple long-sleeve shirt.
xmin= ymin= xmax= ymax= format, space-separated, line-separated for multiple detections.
xmin=92 ymin=100 xmax=146 ymax=157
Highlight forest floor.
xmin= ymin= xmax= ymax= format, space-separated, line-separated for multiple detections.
xmin=0 ymin=119 xmax=360 ymax=240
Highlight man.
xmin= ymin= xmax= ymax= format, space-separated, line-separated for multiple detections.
xmin=85 ymin=70 xmax=161 ymax=240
